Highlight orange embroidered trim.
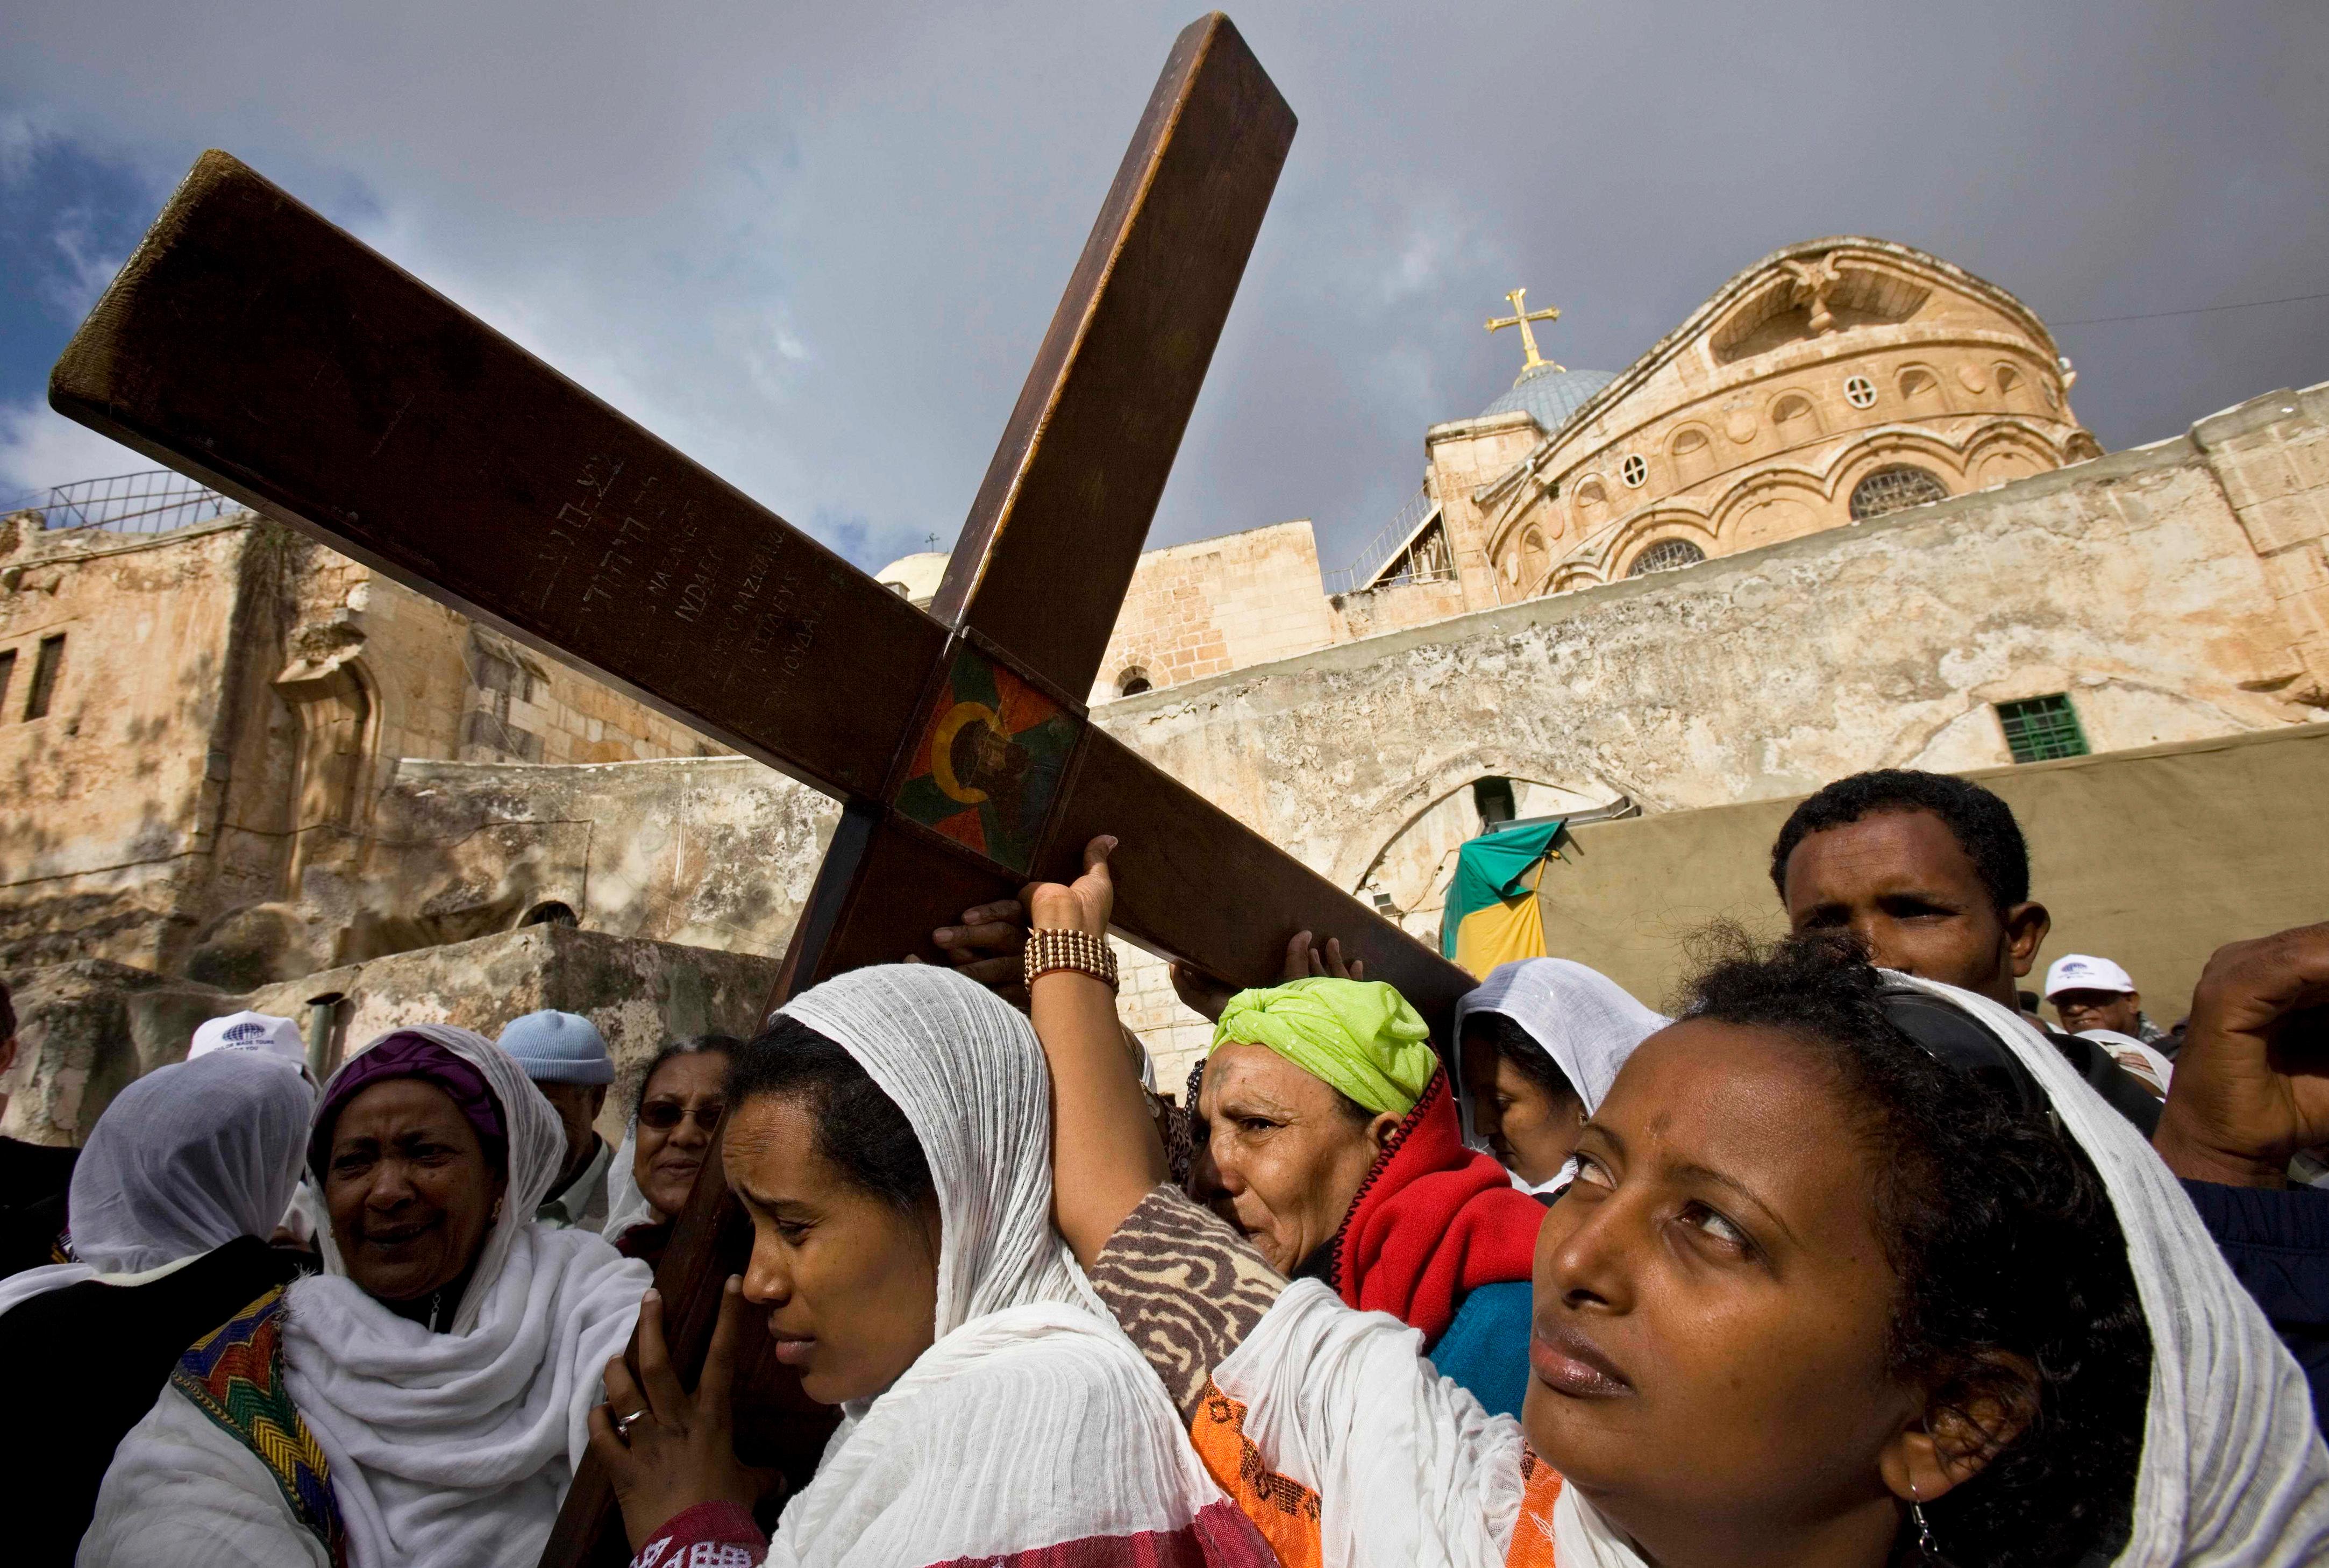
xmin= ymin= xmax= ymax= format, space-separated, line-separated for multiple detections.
xmin=1188 ymin=1379 xmax=1323 ymax=1568
xmin=1505 ymin=1448 xmax=1565 ymax=1568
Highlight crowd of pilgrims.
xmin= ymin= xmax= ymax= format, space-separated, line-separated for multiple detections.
xmin=0 ymin=766 xmax=2323 ymax=1566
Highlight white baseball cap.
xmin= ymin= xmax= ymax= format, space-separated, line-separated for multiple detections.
xmin=2043 ymin=954 xmax=2136 ymax=999
xmin=188 ymin=1010 xmax=308 ymax=1068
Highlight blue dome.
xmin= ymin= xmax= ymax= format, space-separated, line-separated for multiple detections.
xmin=1479 ymin=364 xmax=1617 ymax=432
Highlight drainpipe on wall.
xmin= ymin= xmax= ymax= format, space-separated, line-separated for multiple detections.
xmin=305 ymin=992 xmax=346 ymax=1081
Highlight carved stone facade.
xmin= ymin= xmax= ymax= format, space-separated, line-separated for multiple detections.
xmin=0 ymin=515 xmax=722 ymax=983
xmin=1441 ymin=237 xmax=2099 ymax=599
xmin=1006 ymin=235 xmax=2102 ymax=703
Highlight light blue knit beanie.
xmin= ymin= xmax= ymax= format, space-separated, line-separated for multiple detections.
xmin=496 ymin=1009 xmax=614 ymax=1085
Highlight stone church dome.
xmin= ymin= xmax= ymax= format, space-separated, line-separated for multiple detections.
xmin=874 ymin=550 xmax=950 ymax=609
xmin=1479 ymin=361 xmax=1617 ymax=432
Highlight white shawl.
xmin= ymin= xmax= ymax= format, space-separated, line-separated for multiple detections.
xmin=82 ymin=1024 xmax=651 ymax=1568
xmin=1454 ymin=959 xmax=1669 ymax=1195
xmin=0 ymin=1050 xmax=311 ymax=1318
xmin=766 ymin=965 xmax=1249 ymax=1565
xmin=600 ymin=1116 xmax=656 ymax=1243
xmin=1212 ymin=972 xmax=2329 ymax=1568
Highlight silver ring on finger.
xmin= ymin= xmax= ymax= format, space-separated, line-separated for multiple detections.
xmin=612 ymin=1407 xmax=651 ymax=1438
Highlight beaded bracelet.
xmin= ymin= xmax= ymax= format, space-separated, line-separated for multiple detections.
xmin=1023 ymin=928 xmax=1119 ymax=992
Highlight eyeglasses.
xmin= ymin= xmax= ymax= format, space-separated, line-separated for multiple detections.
xmin=638 ymin=1100 xmax=725 ymax=1132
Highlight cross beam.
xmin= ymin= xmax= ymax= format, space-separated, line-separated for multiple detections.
xmin=51 ymin=15 xmax=1477 ymax=1562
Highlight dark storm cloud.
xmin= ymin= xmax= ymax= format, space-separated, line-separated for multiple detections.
xmin=0 ymin=2 xmax=2321 ymax=570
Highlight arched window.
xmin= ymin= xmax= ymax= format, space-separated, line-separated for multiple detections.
xmin=522 ymin=901 xmax=579 ymax=928
xmin=1116 ymin=668 xmax=1153 ymax=697
xmin=1995 ymin=364 xmax=2029 ymax=411
xmin=1575 ymin=479 xmax=1607 ymax=510
xmin=1843 ymin=375 xmax=1878 ymax=409
xmin=1848 ymin=465 xmax=1949 ymax=520
xmin=1627 ymin=538 xmax=1706 ymax=577
xmin=1771 ymin=393 xmax=1818 ymax=437
xmin=1898 ymin=367 xmax=1942 ymax=407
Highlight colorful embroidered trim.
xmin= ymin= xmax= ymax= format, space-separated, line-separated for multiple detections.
xmin=172 ymin=1285 xmax=348 ymax=1567
xmin=1506 ymin=1447 xmax=1566 ymax=1568
xmin=1188 ymin=1378 xmax=1323 ymax=1568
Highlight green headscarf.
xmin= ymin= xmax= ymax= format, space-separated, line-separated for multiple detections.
xmin=1209 ymin=977 xmax=1437 ymax=1116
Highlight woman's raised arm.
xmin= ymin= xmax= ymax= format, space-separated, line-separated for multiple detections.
xmin=1020 ymin=836 xmax=1171 ymax=1266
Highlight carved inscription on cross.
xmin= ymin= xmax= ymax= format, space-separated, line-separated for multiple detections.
xmin=51 ymin=13 xmax=1477 ymax=1563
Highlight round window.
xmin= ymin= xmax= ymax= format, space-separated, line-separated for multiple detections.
xmin=1620 ymin=454 xmax=1647 ymax=487
xmin=1843 ymin=375 xmax=1877 ymax=409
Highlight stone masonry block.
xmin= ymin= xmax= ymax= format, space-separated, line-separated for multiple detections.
xmin=2237 ymin=493 xmax=2329 ymax=555
xmin=2262 ymin=544 xmax=2329 ymax=602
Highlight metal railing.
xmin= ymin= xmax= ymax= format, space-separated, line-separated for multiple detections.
xmin=1324 ymin=486 xmax=1452 ymax=595
xmin=7 ymin=470 xmax=238 ymax=536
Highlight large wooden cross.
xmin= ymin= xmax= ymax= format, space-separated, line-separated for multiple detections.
xmin=52 ymin=13 xmax=1473 ymax=1561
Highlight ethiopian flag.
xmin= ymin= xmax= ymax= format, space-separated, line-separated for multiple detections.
xmin=1442 ymin=819 xmax=1565 ymax=979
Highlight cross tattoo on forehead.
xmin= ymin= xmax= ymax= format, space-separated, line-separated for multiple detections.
xmin=51 ymin=14 xmax=1476 ymax=1556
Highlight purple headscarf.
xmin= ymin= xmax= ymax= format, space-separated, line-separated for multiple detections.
xmin=309 ymin=1030 xmax=509 ymax=1180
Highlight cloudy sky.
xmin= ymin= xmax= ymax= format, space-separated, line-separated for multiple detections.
xmin=2 ymin=2 xmax=2324 ymax=576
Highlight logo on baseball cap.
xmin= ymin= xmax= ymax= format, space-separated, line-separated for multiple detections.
xmin=188 ymin=1010 xmax=308 ymax=1068
xmin=2042 ymin=954 xmax=2135 ymax=999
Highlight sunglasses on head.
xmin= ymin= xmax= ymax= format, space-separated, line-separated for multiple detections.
xmin=638 ymin=1100 xmax=725 ymax=1132
xmin=1876 ymin=982 xmax=2049 ymax=1118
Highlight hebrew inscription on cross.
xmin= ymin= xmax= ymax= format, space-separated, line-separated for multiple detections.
xmin=52 ymin=13 xmax=1476 ymax=1562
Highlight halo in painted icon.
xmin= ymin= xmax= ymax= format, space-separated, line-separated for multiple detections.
xmin=929 ymin=701 xmax=1001 ymax=804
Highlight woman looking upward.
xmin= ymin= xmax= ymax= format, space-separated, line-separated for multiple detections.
xmin=1023 ymin=837 xmax=2328 ymax=1568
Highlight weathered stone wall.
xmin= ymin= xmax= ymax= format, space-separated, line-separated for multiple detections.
xmin=1088 ymin=521 xmax=1341 ymax=702
xmin=243 ymin=924 xmax=781 ymax=1149
xmin=0 ymin=510 xmax=730 ymax=983
xmin=187 ymin=384 xmax=2324 ymax=1094
xmin=1527 ymin=723 xmax=2329 ymax=1030
xmin=1 ymin=924 xmax=780 ymax=1147
xmin=0 ymin=517 xmax=284 ymax=974
xmin=1109 ymin=386 xmax=2321 ymax=899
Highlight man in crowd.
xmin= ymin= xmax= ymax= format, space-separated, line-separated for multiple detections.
xmin=497 ymin=1009 xmax=617 ymax=1229
xmin=0 ymin=980 xmax=77 ymax=1277
xmin=187 ymin=1010 xmax=312 ymax=1077
xmin=2046 ymin=953 xmax=2174 ymax=1050
xmin=1767 ymin=768 xmax=2163 ymax=1132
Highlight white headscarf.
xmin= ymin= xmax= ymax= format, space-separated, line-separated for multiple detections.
xmin=1212 ymin=970 xmax=2329 ymax=1568
xmin=274 ymin=1024 xmax=651 ymax=1566
xmin=0 ymin=1051 xmax=311 ymax=1318
xmin=600 ymin=1116 xmax=655 ymax=1243
xmin=1454 ymin=959 xmax=1669 ymax=1192
xmin=760 ymin=965 xmax=1243 ymax=1566
xmin=780 ymin=964 xmax=1103 ymax=1348
xmin=76 ymin=1024 xmax=652 ymax=1568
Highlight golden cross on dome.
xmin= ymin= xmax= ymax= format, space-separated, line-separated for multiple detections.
xmin=1486 ymin=287 xmax=1563 ymax=376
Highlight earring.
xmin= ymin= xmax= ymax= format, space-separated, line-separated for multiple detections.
xmin=490 ymin=1196 xmax=505 ymax=1223
xmin=1907 ymin=1481 xmax=1958 ymax=1568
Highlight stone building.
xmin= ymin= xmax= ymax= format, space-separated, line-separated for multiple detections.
xmin=994 ymin=236 xmax=2104 ymax=704
xmin=5 ymin=232 xmax=2327 ymax=1138
xmin=0 ymin=482 xmax=721 ymax=986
